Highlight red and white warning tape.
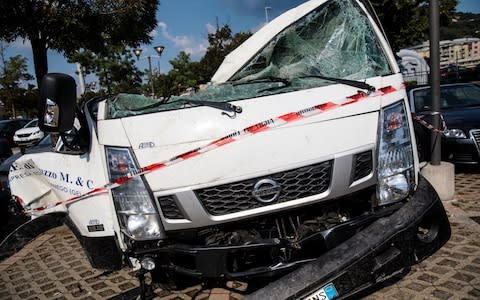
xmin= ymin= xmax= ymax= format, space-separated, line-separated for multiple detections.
xmin=411 ymin=112 xmax=447 ymax=133
xmin=22 ymin=85 xmax=402 ymax=214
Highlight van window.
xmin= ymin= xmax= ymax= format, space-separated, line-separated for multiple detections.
xmin=230 ymin=0 xmax=391 ymax=81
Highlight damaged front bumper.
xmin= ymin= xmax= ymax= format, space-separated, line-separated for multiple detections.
xmin=246 ymin=175 xmax=451 ymax=299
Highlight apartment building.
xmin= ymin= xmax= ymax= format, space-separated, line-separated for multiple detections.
xmin=408 ymin=38 xmax=480 ymax=68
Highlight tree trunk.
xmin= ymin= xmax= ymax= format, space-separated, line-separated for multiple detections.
xmin=31 ymin=37 xmax=48 ymax=88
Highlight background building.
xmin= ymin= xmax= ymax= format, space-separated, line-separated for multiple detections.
xmin=408 ymin=38 xmax=480 ymax=68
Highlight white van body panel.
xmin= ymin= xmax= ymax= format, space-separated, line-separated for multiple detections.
xmin=9 ymin=128 xmax=116 ymax=237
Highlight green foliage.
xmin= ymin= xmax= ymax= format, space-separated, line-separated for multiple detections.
xmin=69 ymin=46 xmax=143 ymax=94
xmin=0 ymin=53 xmax=36 ymax=118
xmin=370 ymin=0 xmax=458 ymax=52
xmin=0 ymin=0 xmax=159 ymax=87
xmin=151 ymin=25 xmax=252 ymax=98
xmin=440 ymin=12 xmax=480 ymax=40
xmin=165 ymin=51 xmax=200 ymax=95
xmin=198 ymin=25 xmax=252 ymax=83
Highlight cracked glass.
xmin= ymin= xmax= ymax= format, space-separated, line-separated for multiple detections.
xmin=109 ymin=0 xmax=392 ymax=119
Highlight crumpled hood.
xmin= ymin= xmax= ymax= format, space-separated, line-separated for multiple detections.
xmin=97 ymin=83 xmax=402 ymax=192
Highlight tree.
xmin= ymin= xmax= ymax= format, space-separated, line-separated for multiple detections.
xmin=370 ymin=0 xmax=458 ymax=52
xmin=198 ymin=24 xmax=252 ymax=82
xmin=0 ymin=52 xmax=35 ymax=118
xmin=151 ymin=25 xmax=252 ymax=98
xmin=69 ymin=47 xmax=143 ymax=94
xmin=0 ymin=0 xmax=159 ymax=87
xmin=168 ymin=51 xmax=201 ymax=95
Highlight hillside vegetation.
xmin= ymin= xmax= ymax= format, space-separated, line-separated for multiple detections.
xmin=441 ymin=12 xmax=480 ymax=40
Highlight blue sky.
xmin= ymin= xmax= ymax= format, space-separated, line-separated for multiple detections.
xmin=4 ymin=0 xmax=480 ymax=89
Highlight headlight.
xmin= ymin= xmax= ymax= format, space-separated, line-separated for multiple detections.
xmin=106 ymin=147 xmax=163 ymax=240
xmin=443 ymin=129 xmax=466 ymax=138
xmin=376 ymin=101 xmax=414 ymax=206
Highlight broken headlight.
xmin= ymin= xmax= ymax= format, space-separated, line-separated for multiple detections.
xmin=376 ymin=101 xmax=414 ymax=206
xmin=106 ymin=147 xmax=163 ymax=240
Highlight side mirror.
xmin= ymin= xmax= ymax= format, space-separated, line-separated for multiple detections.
xmin=38 ymin=73 xmax=76 ymax=133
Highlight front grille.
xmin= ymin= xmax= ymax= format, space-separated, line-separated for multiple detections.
xmin=351 ymin=151 xmax=373 ymax=183
xmin=17 ymin=133 xmax=31 ymax=138
xmin=195 ymin=161 xmax=332 ymax=216
xmin=472 ymin=129 xmax=480 ymax=148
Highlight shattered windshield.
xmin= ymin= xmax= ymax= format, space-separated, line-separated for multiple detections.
xmin=109 ymin=0 xmax=392 ymax=119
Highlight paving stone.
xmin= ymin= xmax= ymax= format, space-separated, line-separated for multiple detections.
xmin=406 ymin=281 xmax=429 ymax=292
xmin=443 ymin=280 xmax=467 ymax=291
xmin=45 ymin=289 xmax=63 ymax=298
xmin=39 ymin=282 xmax=57 ymax=292
xmin=436 ymin=258 xmax=459 ymax=268
xmin=118 ymin=282 xmax=136 ymax=291
xmin=431 ymin=289 xmax=453 ymax=299
xmin=17 ymin=290 xmax=36 ymax=298
xmin=91 ymin=282 xmax=107 ymax=290
xmin=467 ymin=287 xmax=480 ymax=298
xmin=110 ymin=275 xmax=128 ymax=283
xmin=417 ymin=273 xmax=440 ymax=284
xmin=429 ymin=266 xmax=450 ymax=275
xmin=452 ymin=271 xmax=475 ymax=282
xmin=71 ymin=288 xmax=88 ymax=298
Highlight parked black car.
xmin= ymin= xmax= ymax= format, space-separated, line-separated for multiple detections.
xmin=440 ymin=65 xmax=480 ymax=83
xmin=0 ymin=119 xmax=31 ymax=162
xmin=0 ymin=119 xmax=30 ymax=146
xmin=0 ymin=138 xmax=13 ymax=163
xmin=408 ymin=83 xmax=480 ymax=165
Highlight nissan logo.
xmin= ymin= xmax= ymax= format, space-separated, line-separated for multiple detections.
xmin=252 ymin=179 xmax=281 ymax=203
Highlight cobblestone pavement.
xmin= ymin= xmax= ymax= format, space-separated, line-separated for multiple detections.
xmin=1 ymin=171 xmax=479 ymax=300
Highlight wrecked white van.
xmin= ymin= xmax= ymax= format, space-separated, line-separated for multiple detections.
xmin=6 ymin=0 xmax=450 ymax=298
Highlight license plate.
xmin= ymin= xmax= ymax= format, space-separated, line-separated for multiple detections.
xmin=304 ymin=282 xmax=338 ymax=300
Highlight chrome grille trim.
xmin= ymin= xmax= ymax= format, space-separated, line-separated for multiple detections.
xmin=195 ymin=161 xmax=332 ymax=216
xmin=471 ymin=129 xmax=480 ymax=155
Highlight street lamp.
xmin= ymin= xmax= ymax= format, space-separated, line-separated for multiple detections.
xmin=153 ymin=45 xmax=165 ymax=74
xmin=154 ymin=45 xmax=164 ymax=55
xmin=134 ymin=47 xmax=143 ymax=59
xmin=133 ymin=45 xmax=165 ymax=97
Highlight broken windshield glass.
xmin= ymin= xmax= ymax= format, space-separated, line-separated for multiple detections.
xmin=108 ymin=0 xmax=392 ymax=119
xmin=230 ymin=0 xmax=391 ymax=81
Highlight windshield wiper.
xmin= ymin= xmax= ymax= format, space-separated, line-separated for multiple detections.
xmin=298 ymin=75 xmax=376 ymax=93
xmin=228 ymin=76 xmax=292 ymax=94
xmin=176 ymin=98 xmax=243 ymax=114
xmin=228 ymin=76 xmax=291 ymax=87
xmin=130 ymin=97 xmax=242 ymax=114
